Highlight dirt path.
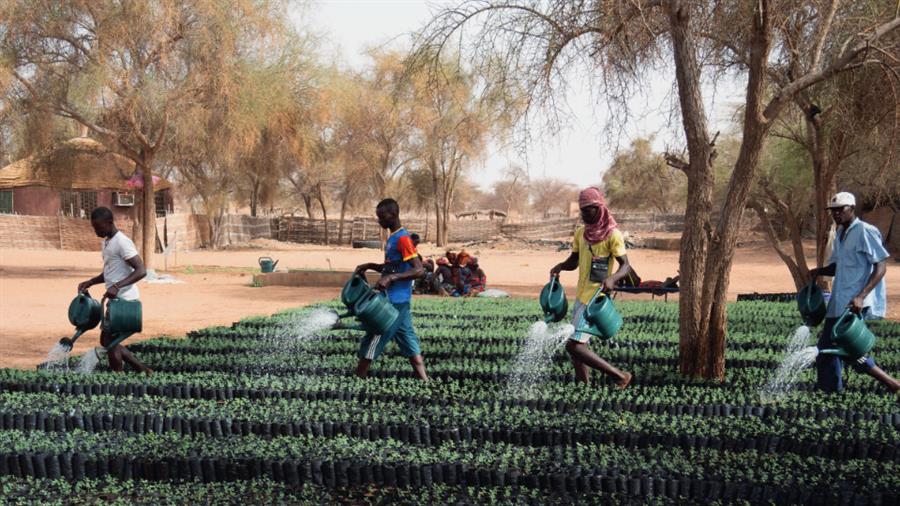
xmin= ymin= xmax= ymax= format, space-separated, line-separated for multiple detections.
xmin=2 ymin=242 xmax=898 ymax=369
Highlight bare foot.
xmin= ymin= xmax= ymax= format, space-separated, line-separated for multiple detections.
xmin=143 ymin=368 xmax=154 ymax=376
xmin=615 ymin=372 xmax=633 ymax=390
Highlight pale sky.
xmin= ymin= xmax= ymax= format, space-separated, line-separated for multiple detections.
xmin=299 ymin=0 xmax=745 ymax=191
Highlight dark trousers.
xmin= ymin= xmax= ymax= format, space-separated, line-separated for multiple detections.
xmin=815 ymin=315 xmax=876 ymax=392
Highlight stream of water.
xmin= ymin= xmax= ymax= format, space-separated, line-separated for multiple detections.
xmin=41 ymin=343 xmax=71 ymax=371
xmin=76 ymin=348 xmax=101 ymax=374
xmin=760 ymin=325 xmax=819 ymax=402
xmin=506 ymin=321 xmax=575 ymax=398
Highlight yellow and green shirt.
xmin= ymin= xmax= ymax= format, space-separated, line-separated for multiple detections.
xmin=572 ymin=226 xmax=626 ymax=304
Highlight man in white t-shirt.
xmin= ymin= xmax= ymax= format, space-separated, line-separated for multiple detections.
xmin=77 ymin=207 xmax=151 ymax=373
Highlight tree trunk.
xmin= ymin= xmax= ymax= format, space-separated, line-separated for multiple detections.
xmin=316 ymin=184 xmax=329 ymax=246
xmin=139 ymin=152 xmax=156 ymax=269
xmin=750 ymin=201 xmax=807 ymax=289
xmin=433 ymin=199 xmax=444 ymax=247
xmin=441 ymin=206 xmax=450 ymax=246
xmin=667 ymin=1 xmax=717 ymax=378
xmin=338 ymin=192 xmax=349 ymax=244
xmin=679 ymin=0 xmax=772 ymax=380
xmin=249 ymin=176 xmax=260 ymax=218
xmin=302 ymin=195 xmax=314 ymax=219
xmin=132 ymin=190 xmax=143 ymax=254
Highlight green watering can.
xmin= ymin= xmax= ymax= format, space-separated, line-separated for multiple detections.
xmin=797 ymin=282 xmax=827 ymax=327
xmin=333 ymin=275 xmax=399 ymax=335
xmin=259 ymin=256 xmax=279 ymax=273
xmin=351 ymin=291 xmax=399 ymax=335
xmin=818 ymin=309 xmax=876 ymax=360
xmin=539 ymin=276 xmax=568 ymax=323
xmin=59 ymin=292 xmax=103 ymax=351
xmin=59 ymin=294 xmax=142 ymax=352
xmin=575 ymin=288 xmax=623 ymax=340
xmin=103 ymin=298 xmax=143 ymax=349
xmin=341 ymin=274 xmax=373 ymax=310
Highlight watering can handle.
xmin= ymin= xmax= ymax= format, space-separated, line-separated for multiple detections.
xmin=259 ymin=256 xmax=272 ymax=263
xmin=840 ymin=307 xmax=864 ymax=319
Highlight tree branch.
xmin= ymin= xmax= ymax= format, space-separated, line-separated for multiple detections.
xmin=765 ymin=16 xmax=900 ymax=120
xmin=810 ymin=0 xmax=840 ymax=72
xmin=664 ymin=152 xmax=689 ymax=172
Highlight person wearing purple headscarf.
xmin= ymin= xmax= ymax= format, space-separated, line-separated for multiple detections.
xmin=550 ymin=187 xmax=633 ymax=388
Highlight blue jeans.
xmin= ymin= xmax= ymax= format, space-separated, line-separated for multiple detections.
xmin=357 ymin=303 xmax=421 ymax=360
xmin=815 ymin=312 xmax=876 ymax=392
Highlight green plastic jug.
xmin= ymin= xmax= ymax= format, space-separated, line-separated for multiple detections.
xmin=103 ymin=298 xmax=143 ymax=349
xmin=59 ymin=292 xmax=104 ymax=351
xmin=819 ymin=309 xmax=876 ymax=360
xmin=351 ymin=291 xmax=399 ymax=336
xmin=539 ymin=276 xmax=568 ymax=323
xmin=797 ymin=282 xmax=826 ymax=327
xmin=576 ymin=289 xmax=623 ymax=340
xmin=341 ymin=274 xmax=373 ymax=311
xmin=259 ymin=256 xmax=279 ymax=273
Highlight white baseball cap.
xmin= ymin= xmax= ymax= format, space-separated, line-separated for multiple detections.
xmin=826 ymin=192 xmax=856 ymax=209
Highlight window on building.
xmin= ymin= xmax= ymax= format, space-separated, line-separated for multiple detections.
xmin=60 ymin=191 xmax=98 ymax=219
xmin=155 ymin=190 xmax=170 ymax=217
xmin=0 ymin=190 xmax=12 ymax=214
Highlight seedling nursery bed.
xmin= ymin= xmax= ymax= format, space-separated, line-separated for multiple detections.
xmin=1 ymin=298 xmax=898 ymax=505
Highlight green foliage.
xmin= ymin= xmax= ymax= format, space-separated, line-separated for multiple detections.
xmin=1 ymin=298 xmax=898 ymax=503
xmin=603 ymin=138 xmax=686 ymax=213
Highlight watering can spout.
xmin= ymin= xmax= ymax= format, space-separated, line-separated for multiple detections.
xmin=58 ymin=336 xmax=76 ymax=352
xmin=817 ymin=348 xmax=847 ymax=358
xmin=272 ymin=259 xmax=279 ymax=269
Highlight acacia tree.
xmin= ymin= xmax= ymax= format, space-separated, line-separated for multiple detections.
xmin=492 ymin=166 xmax=530 ymax=217
xmin=748 ymin=137 xmax=816 ymax=289
xmin=408 ymin=57 xmax=494 ymax=247
xmin=414 ymin=0 xmax=900 ymax=379
xmin=2 ymin=0 xmax=288 ymax=266
xmin=752 ymin=55 xmax=900 ymax=290
xmin=603 ymin=137 xmax=686 ymax=213
xmin=166 ymin=26 xmax=308 ymax=246
xmin=529 ymin=178 xmax=577 ymax=217
xmin=341 ymin=52 xmax=419 ymax=200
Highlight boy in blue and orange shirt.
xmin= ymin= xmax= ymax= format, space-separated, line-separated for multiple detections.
xmin=354 ymin=198 xmax=429 ymax=380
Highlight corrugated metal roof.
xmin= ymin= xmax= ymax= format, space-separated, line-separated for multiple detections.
xmin=0 ymin=137 xmax=172 ymax=191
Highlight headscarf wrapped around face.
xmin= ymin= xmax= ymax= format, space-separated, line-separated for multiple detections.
xmin=579 ymin=187 xmax=618 ymax=244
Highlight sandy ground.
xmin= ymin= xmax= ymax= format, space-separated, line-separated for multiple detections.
xmin=2 ymin=240 xmax=899 ymax=369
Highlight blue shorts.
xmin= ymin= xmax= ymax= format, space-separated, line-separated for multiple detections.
xmin=815 ymin=309 xmax=877 ymax=393
xmin=357 ymin=303 xmax=421 ymax=360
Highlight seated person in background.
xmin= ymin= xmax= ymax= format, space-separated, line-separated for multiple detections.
xmin=467 ymin=257 xmax=486 ymax=296
xmin=410 ymin=233 xmax=436 ymax=295
xmin=433 ymin=257 xmax=455 ymax=296
xmin=453 ymin=251 xmax=473 ymax=297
